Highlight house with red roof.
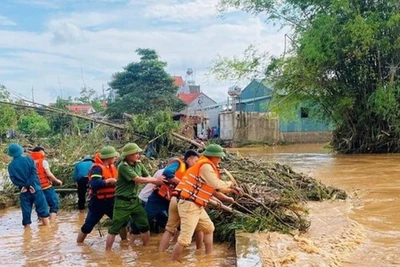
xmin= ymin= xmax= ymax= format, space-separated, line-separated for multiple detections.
xmin=177 ymin=92 xmax=216 ymax=139
xmin=172 ymin=74 xmax=217 ymax=139
xmin=172 ymin=76 xmax=184 ymax=87
xmin=66 ymin=104 xmax=103 ymax=132
xmin=178 ymin=92 xmax=216 ymax=109
xmin=67 ymin=104 xmax=96 ymax=115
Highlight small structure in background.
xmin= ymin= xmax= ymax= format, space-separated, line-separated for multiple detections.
xmin=198 ymin=79 xmax=332 ymax=145
xmin=67 ymin=104 xmax=95 ymax=115
xmin=173 ymin=69 xmax=216 ymax=140
xmin=67 ymin=104 xmax=104 ymax=131
xmin=172 ymin=71 xmax=331 ymax=145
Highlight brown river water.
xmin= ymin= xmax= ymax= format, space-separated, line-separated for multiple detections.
xmin=235 ymin=144 xmax=400 ymax=267
xmin=0 ymin=210 xmax=235 ymax=266
xmin=0 ymin=144 xmax=399 ymax=266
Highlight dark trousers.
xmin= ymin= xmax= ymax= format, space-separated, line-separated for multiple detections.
xmin=81 ymin=198 xmax=114 ymax=234
xmin=77 ymin=177 xmax=89 ymax=210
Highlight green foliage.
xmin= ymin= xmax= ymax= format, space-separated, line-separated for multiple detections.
xmin=127 ymin=109 xmax=181 ymax=157
xmin=48 ymin=126 xmax=114 ymax=186
xmin=17 ymin=111 xmax=51 ymax=137
xmin=0 ymin=85 xmax=17 ymax=138
xmin=217 ymin=0 xmax=400 ymax=153
xmin=75 ymin=87 xmax=105 ymax=113
xmin=75 ymin=87 xmax=97 ymax=104
xmin=210 ymin=45 xmax=269 ymax=81
xmin=90 ymin=100 xmax=105 ymax=113
xmin=106 ymin=48 xmax=185 ymax=118
xmin=47 ymin=97 xmax=74 ymax=134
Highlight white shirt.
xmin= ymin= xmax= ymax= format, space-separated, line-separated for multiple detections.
xmin=42 ymin=160 xmax=50 ymax=170
xmin=138 ymin=169 xmax=164 ymax=202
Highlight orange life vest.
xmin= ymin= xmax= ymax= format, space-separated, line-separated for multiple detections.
xmin=30 ymin=151 xmax=52 ymax=190
xmin=157 ymin=158 xmax=186 ymax=201
xmin=88 ymin=155 xmax=118 ymax=200
xmin=173 ymin=156 xmax=220 ymax=207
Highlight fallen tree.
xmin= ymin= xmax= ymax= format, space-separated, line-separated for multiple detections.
xmin=0 ymin=100 xmax=346 ymax=242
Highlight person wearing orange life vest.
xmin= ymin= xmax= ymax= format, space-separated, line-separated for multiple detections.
xmin=144 ymin=150 xmax=200 ymax=234
xmin=30 ymin=146 xmax=63 ymax=222
xmin=157 ymin=150 xmax=207 ymax=252
xmin=170 ymin=144 xmax=243 ymax=261
xmin=7 ymin=143 xmax=50 ymax=228
xmin=77 ymin=146 xmax=125 ymax=243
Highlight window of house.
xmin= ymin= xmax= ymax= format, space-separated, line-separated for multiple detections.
xmin=300 ymin=107 xmax=309 ymax=118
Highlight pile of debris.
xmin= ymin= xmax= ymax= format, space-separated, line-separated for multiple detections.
xmin=45 ymin=131 xmax=347 ymax=242
xmin=208 ymin=153 xmax=346 ymax=243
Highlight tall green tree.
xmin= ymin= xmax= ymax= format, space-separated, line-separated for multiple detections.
xmin=47 ymin=97 xmax=74 ymax=134
xmin=18 ymin=111 xmax=51 ymax=137
xmin=106 ymin=48 xmax=185 ymax=118
xmin=217 ymin=0 xmax=400 ymax=153
xmin=75 ymin=87 xmax=105 ymax=113
xmin=0 ymin=85 xmax=17 ymax=139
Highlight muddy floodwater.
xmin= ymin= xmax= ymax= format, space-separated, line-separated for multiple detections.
xmin=1 ymin=143 xmax=399 ymax=266
xmin=234 ymin=144 xmax=400 ymax=267
xmin=0 ymin=209 xmax=235 ymax=266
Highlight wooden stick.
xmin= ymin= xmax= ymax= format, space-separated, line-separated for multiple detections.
xmin=233 ymin=201 xmax=258 ymax=216
xmin=209 ymin=198 xmax=233 ymax=212
xmin=243 ymin=192 xmax=293 ymax=228
xmin=172 ymin=132 xmax=206 ymax=148
xmin=223 ymin=168 xmax=239 ymax=187
xmin=223 ymin=168 xmax=292 ymax=226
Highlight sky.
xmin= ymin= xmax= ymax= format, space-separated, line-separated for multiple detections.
xmin=0 ymin=0 xmax=287 ymax=104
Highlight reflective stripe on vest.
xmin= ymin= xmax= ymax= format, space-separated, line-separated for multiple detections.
xmin=30 ymin=151 xmax=52 ymax=190
xmin=157 ymin=158 xmax=186 ymax=201
xmin=88 ymin=160 xmax=118 ymax=200
xmin=173 ymin=156 xmax=219 ymax=207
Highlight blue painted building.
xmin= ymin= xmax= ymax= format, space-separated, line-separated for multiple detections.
xmin=235 ymin=79 xmax=272 ymax=113
xmin=237 ymin=79 xmax=330 ymax=132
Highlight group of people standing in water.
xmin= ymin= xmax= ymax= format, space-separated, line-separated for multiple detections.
xmin=7 ymin=142 xmax=242 ymax=261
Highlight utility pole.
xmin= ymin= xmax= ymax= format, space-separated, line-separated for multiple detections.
xmin=58 ymin=77 xmax=63 ymax=98
xmin=31 ymin=86 xmax=35 ymax=103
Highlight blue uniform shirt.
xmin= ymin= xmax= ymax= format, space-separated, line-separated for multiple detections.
xmin=73 ymin=159 xmax=94 ymax=182
xmin=147 ymin=160 xmax=181 ymax=203
xmin=89 ymin=166 xmax=107 ymax=191
xmin=161 ymin=161 xmax=180 ymax=179
xmin=8 ymin=155 xmax=42 ymax=191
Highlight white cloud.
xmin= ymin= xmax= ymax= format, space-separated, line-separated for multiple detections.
xmin=0 ymin=1 xmax=288 ymax=105
xmin=0 ymin=16 xmax=17 ymax=26
xmin=48 ymin=11 xmax=120 ymax=29
xmin=143 ymin=0 xmax=219 ymax=22
xmin=48 ymin=21 xmax=86 ymax=43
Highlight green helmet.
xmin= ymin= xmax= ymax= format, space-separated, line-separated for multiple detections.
xmin=203 ymin=144 xmax=225 ymax=158
xmin=100 ymin=146 xmax=119 ymax=159
xmin=121 ymin=143 xmax=143 ymax=157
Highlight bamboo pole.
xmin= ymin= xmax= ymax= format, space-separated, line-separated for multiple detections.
xmin=54 ymin=188 xmax=78 ymax=192
xmin=171 ymin=132 xmax=206 ymax=148
xmin=208 ymin=198 xmax=247 ymax=216
xmin=223 ymin=168 xmax=239 ymax=187
xmin=0 ymin=100 xmax=126 ymax=130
